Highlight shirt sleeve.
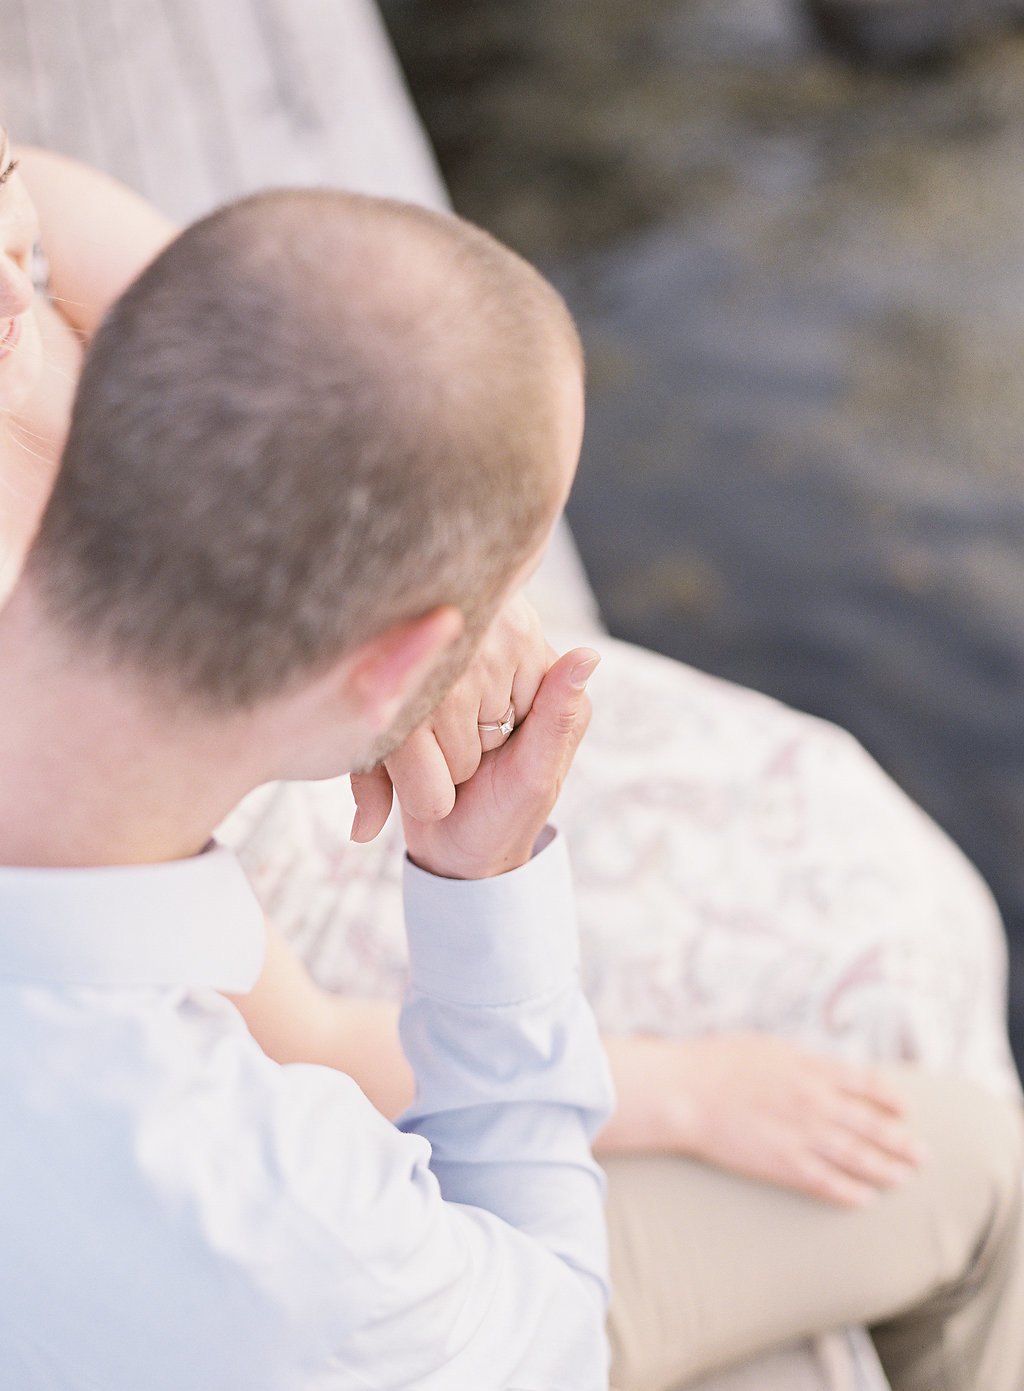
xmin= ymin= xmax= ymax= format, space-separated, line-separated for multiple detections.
xmin=395 ymin=829 xmax=615 ymax=1390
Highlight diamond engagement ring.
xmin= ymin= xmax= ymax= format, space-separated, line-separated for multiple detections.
xmin=477 ymin=702 xmax=516 ymax=739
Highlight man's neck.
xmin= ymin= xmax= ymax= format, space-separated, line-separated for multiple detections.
xmin=0 ymin=586 xmax=265 ymax=869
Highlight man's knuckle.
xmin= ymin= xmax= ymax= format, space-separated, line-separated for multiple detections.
xmin=552 ymin=710 xmax=578 ymax=737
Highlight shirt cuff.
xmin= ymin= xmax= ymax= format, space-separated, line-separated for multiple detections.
xmin=403 ymin=829 xmax=578 ymax=1008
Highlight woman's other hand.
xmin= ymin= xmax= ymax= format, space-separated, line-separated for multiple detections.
xmin=600 ymin=1032 xmax=929 ymax=1207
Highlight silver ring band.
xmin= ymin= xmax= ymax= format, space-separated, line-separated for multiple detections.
xmin=478 ymin=701 xmax=515 ymax=739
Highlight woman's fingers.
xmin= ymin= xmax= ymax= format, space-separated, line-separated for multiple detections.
xmin=809 ymin=1117 xmax=921 ymax=1191
xmin=782 ymin=1148 xmax=882 ymax=1209
xmin=824 ymin=1088 xmax=929 ymax=1165
xmin=348 ymin=764 xmax=395 ymax=843
xmin=773 ymin=1069 xmax=928 ymax=1204
xmin=360 ymin=592 xmax=554 ymax=829
xmin=383 ymin=726 xmax=459 ymax=823
xmin=401 ymin=647 xmax=598 ymax=881
xmin=832 ymin=1058 xmax=910 ymax=1116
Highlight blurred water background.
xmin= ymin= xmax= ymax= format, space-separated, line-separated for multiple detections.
xmin=381 ymin=0 xmax=1024 ymax=1067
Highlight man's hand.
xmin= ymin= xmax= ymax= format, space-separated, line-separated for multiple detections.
xmin=401 ymin=647 xmax=600 ymax=880
xmin=350 ymin=593 xmax=553 ymax=842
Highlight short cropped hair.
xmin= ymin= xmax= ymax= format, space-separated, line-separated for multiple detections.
xmin=29 ymin=189 xmax=581 ymax=707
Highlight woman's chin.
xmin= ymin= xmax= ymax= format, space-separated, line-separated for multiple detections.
xmin=0 ymin=548 xmax=19 ymax=608
xmin=0 ymin=312 xmax=44 ymax=415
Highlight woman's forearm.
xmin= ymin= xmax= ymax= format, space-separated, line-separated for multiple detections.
xmin=226 ymin=920 xmax=415 ymax=1119
xmin=229 ymin=925 xmax=925 ymax=1206
xmin=229 ymin=927 xmax=681 ymax=1146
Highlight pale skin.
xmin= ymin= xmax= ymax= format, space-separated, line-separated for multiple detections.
xmin=0 ymin=138 xmax=926 ymax=1206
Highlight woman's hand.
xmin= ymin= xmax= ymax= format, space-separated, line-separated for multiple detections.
xmin=600 ymin=1032 xmax=929 ymax=1207
xmin=350 ymin=592 xmax=555 ymax=842
xmin=401 ymin=646 xmax=599 ymax=880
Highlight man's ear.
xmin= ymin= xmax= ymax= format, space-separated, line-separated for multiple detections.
xmin=343 ymin=606 xmax=465 ymax=733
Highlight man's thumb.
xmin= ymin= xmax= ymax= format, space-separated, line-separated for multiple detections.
xmin=520 ymin=647 xmax=600 ymax=755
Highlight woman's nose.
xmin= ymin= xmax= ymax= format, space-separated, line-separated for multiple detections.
xmin=0 ymin=252 xmax=35 ymax=319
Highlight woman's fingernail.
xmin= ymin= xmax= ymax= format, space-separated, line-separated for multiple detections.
xmin=570 ymin=653 xmax=601 ymax=689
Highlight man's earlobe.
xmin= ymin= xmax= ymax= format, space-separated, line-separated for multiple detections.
xmin=347 ymin=606 xmax=465 ymax=733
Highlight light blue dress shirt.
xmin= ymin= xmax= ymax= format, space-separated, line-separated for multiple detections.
xmin=0 ymin=834 xmax=613 ymax=1389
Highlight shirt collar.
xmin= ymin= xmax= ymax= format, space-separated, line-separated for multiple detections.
xmin=0 ymin=844 xmax=265 ymax=991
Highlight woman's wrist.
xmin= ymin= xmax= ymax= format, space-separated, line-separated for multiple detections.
xmin=595 ymin=1033 xmax=704 ymax=1155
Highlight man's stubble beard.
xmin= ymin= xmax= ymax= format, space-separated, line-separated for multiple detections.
xmin=350 ymin=624 xmax=481 ymax=776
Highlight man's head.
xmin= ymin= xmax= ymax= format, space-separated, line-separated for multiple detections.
xmin=25 ymin=189 xmax=583 ymax=770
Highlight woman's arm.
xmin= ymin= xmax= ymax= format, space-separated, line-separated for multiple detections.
xmin=225 ymin=921 xmax=416 ymax=1123
xmin=230 ymin=924 xmax=928 ymax=1206
xmin=16 ymin=145 xmax=177 ymax=337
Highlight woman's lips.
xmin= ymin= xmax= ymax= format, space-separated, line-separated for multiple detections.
xmin=0 ymin=315 xmax=22 ymax=360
